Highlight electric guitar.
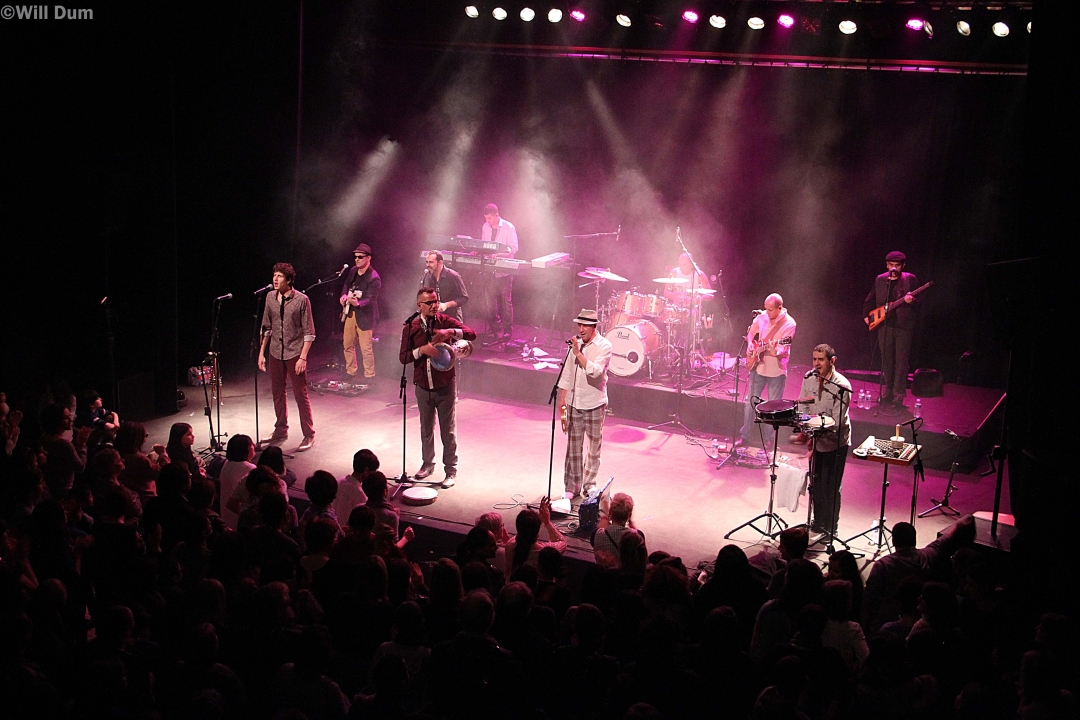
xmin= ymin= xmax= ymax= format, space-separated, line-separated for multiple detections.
xmin=865 ymin=281 xmax=933 ymax=331
xmin=747 ymin=336 xmax=793 ymax=373
xmin=340 ymin=289 xmax=363 ymax=322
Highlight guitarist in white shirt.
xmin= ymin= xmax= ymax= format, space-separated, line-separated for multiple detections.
xmin=737 ymin=294 xmax=797 ymax=447
xmin=862 ymin=251 xmax=919 ymax=407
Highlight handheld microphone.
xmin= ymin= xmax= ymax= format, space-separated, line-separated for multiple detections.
xmin=253 ymin=284 xmax=273 ymax=295
xmin=804 ymin=369 xmax=819 ymax=379
xmin=215 ymin=293 xmax=233 ymax=301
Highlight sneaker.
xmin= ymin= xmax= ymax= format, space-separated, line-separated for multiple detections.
xmin=441 ymin=469 xmax=457 ymax=489
xmin=414 ymin=464 xmax=435 ymax=480
xmin=297 ymin=436 xmax=315 ymax=452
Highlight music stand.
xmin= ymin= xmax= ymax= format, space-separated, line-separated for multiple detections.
xmin=843 ymin=436 xmax=920 ymax=556
xmin=725 ymin=402 xmax=795 ymax=540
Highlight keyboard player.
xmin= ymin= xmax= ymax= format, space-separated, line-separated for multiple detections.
xmin=482 ymin=203 xmax=518 ymax=340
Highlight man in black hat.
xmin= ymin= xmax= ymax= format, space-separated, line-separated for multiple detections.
xmin=557 ymin=309 xmax=612 ymax=501
xmin=863 ymin=251 xmax=919 ymax=406
xmin=339 ymin=243 xmax=382 ymax=390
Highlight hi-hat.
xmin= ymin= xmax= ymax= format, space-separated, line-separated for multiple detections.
xmin=653 ymin=277 xmax=689 ymax=284
xmin=586 ymin=269 xmax=628 ymax=282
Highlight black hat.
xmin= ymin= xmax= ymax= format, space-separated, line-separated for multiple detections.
xmin=885 ymin=251 xmax=906 ymax=263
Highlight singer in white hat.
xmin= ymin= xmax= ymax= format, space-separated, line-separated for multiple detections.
xmin=556 ymin=309 xmax=612 ymax=500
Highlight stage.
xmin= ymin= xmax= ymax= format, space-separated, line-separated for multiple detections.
xmin=153 ymin=322 xmax=1011 ymax=572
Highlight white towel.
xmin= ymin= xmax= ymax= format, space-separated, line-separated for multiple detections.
xmin=774 ymin=462 xmax=808 ymax=512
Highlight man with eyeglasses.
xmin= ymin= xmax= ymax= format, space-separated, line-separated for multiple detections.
xmin=339 ymin=243 xmax=382 ymax=390
xmin=399 ymin=287 xmax=477 ymax=488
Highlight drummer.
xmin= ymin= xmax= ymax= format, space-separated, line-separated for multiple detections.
xmin=796 ymin=343 xmax=852 ymax=537
xmin=663 ymin=252 xmax=711 ymax=306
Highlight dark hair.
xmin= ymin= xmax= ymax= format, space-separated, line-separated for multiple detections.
xmin=258 ymin=491 xmax=288 ymax=528
xmin=304 ymin=470 xmax=338 ymax=507
xmin=779 ymin=527 xmax=809 ymax=559
xmin=361 ymin=471 xmax=388 ymax=502
xmin=427 ymin=250 xmax=445 ymax=263
xmin=272 ymin=262 xmax=296 ymax=284
xmin=538 ymin=545 xmax=564 ymax=578
xmin=352 ymin=448 xmax=379 ymax=475
xmin=189 ymin=477 xmax=217 ymax=510
xmin=259 ymin=445 xmax=286 ymax=475
xmin=459 ymin=590 xmax=495 ymax=633
xmin=512 ymin=508 xmax=541 ymax=573
xmin=81 ymin=389 xmax=101 ymax=408
xmin=483 ymin=203 xmax=499 ymax=215
xmin=114 ymin=421 xmax=147 ymax=455
xmin=167 ymin=422 xmax=192 ymax=447
xmin=225 ymin=434 xmax=253 ymax=462
xmin=892 ymin=521 xmax=917 ymax=548
xmin=417 ymin=286 xmax=437 ymax=299
xmin=813 ymin=343 xmax=837 ymax=361
xmin=348 ymin=505 xmax=378 ymax=533
xmin=244 ymin=466 xmax=280 ymax=496
xmin=304 ymin=517 xmax=338 ymax=554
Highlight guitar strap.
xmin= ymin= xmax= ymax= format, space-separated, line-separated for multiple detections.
xmin=760 ymin=315 xmax=785 ymax=348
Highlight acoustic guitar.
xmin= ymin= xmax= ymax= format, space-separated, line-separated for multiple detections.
xmin=747 ymin=336 xmax=793 ymax=373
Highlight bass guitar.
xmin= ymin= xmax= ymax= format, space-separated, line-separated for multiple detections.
xmin=866 ymin=281 xmax=933 ymax=331
xmin=747 ymin=336 xmax=793 ymax=373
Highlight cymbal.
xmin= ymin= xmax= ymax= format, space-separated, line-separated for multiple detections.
xmin=686 ymin=288 xmax=717 ymax=296
xmin=578 ymin=270 xmax=603 ymax=280
xmin=653 ymin=277 xmax=689 ymax=284
xmin=590 ymin=269 xmax=628 ymax=282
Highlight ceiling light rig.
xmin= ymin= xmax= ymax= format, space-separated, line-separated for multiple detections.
xmin=709 ymin=15 xmax=726 ymax=29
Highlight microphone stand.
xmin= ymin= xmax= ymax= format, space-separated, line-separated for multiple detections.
xmin=203 ymin=297 xmax=228 ymax=452
xmin=304 ymin=266 xmax=349 ymax=372
xmin=251 ymin=286 xmax=273 ymax=449
xmin=649 ymin=227 xmax=696 ymax=436
xmin=903 ymin=416 xmax=928 ymax=524
xmin=546 ymin=342 xmax=575 ymax=502
xmin=393 ymin=312 xmax=422 ymax=488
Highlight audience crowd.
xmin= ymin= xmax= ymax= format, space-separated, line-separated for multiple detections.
xmin=0 ymin=386 xmax=1076 ymax=720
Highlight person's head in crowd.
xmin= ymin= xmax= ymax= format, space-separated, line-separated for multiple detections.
xmin=304 ymin=470 xmax=338 ymax=509
xmin=258 ymin=445 xmax=288 ymax=476
xmin=475 ymin=511 xmax=510 ymax=544
xmin=657 ymin=555 xmax=687 ymax=576
xmin=257 ymin=492 xmax=289 ymax=531
xmin=778 ymin=526 xmax=809 ymax=561
xmin=892 ymin=577 xmax=923 ymax=621
xmin=167 ymin=422 xmax=195 ymax=451
xmin=609 ymin=492 xmax=634 ymax=525
xmin=701 ymin=606 xmax=739 ymax=648
xmin=188 ymin=477 xmax=217 ymax=512
xmin=244 ymin=466 xmax=281 ymax=499
xmin=361 ymin=471 xmax=389 ymax=503
xmin=1036 ymin=612 xmax=1078 ymax=659
xmin=348 ymin=505 xmax=378 ymax=538
xmin=793 ymin=604 xmax=828 ymax=644
xmin=460 ymin=526 xmax=498 ymax=563
xmin=821 ymin=580 xmax=853 ymax=623
xmin=225 ymin=434 xmax=255 ymax=463
xmin=114 ymin=421 xmax=148 ymax=455
xmin=512 ymin=507 xmax=542 ymax=571
xmin=430 ymin=557 xmax=464 ymax=606
xmin=80 ymin=389 xmax=104 ymax=412
xmin=391 ymin=600 xmax=425 ymax=647
xmin=571 ymin=603 xmax=605 ymax=652
xmin=304 ymin=517 xmax=338 ymax=557
xmin=779 ymin=558 xmax=823 ymax=612
xmin=509 ymin=563 xmax=539 ymax=591
xmin=181 ymin=623 xmax=220 ymax=670
xmin=827 ymin=549 xmax=861 ymax=583
xmin=63 ymin=482 xmax=93 ymax=520
xmin=892 ymin=521 xmax=917 ymax=549
xmin=710 ymin=543 xmax=753 ymax=583
xmin=497 ymin=580 xmax=534 ymax=624
xmin=538 ymin=545 xmax=565 ymax=581
xmin=642 ymin=562 xmax=691 ymax=608
xmin=461 ymin=560 xmax=495 ymax=595
xmin=157 ymin=462 xmax=191 ymax=499
xmin=95 ymin=605 xmax=136 ymax=651
xmin=918 ymin=581 xmax=960 ymax=630
xmin=358 ymin=554 xmax=389 ymax=602
xmin=460 ymin=589 xmax=496 ymax=634
xmin=619 ymin=528 xmax=648 ymax=576
xmin=89 ymin=447 xmax=125 ymax=483
xmin=648 ymin=550 xmax=671 ymax=566
xmin=39 ymin=403 xmax=74 ymax=437
xmin=352 ymin=448 xmax=380 ymax=478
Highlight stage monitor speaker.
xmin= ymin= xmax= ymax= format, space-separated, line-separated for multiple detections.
xmin=912 ymin=368 xmax=944 ymax=397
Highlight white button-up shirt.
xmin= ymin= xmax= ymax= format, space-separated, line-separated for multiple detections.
xmin=558 ymin=332 xmax=612 ymax=410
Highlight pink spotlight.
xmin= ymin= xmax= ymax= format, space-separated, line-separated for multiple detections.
xmin=683 ymin=10 xmax=699 ymax=23
xmin=777 ymin=14 xmax=795 ymax=28
xmin=906 ymin=18 xmax=925 ymax=31
xmin=570 ymin=9 xmax=585 ymax=22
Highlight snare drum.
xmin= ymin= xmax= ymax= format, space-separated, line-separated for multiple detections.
xmin=641 ymin=294 xmax=666 ymax=317
xmin=755 ymin=399 xmax=797 ymax=424
xmin=614 ymin=291 xmax=645 ymax=316
xmin=608 ymin=321 xmax=661 ymax=377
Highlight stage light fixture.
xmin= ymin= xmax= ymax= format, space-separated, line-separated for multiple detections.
xmin=492 ymin=7 xmax=507 ymax=20
xmin=570 ymin=9 xmax=585 ymax=22
xmin=709 ymin=15 xmax=726 ymax=29
xmin=1027 ymin=21 xmax=1031 ymax=33
xmin=992 ymin=21 xmax=1009 ymax=37
xmin=777 ymin=14 xmax=794 ymax=29
xmin=838 ymin=20 xmax=856 ymax=35
xmin=748 ymin=17 xmax=764 ymax=30
xmin=465 ymin=5 xmax=479 ymax=18
xmin=924 ymin=20 xmax=933 ymax=38
xmin=520 ymin=7 xmax=535 ymax=21
xmin=548 ymin=8 xmax=562 ymax=22
xmin=956 ymin=20 xmax=971 ymax=36
xmin=616 ymin=14 xmax=631 ymax=27
xmin=906 ymin=18 xmax=925 ymax=31
xmin=683 ymin=10 xmax=699 ymax=23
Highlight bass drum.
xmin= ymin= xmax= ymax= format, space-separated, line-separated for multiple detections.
xmin=608 ymin=321 xmax=661 ymax=377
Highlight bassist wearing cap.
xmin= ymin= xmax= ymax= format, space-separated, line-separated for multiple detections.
xmin=863 ymin=251 xmax=926 ymax=407
xmin=738 ymin=294 xmax=796 ymax=448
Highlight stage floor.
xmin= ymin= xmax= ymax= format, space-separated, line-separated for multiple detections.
xmin=153 ymin=368 xmax=1011 ymax=573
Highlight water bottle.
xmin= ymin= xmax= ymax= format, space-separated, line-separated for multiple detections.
xmin=712 ymin=438 xmax=720 ymax=454
xmin=913 ymin=398 xmax=922 ymax=418
xmin=857 ymin=389 xmax=865 ymax=409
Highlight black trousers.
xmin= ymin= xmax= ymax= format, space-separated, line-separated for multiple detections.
xmin=878 ymin=325 xmax=913 ymax=401
xmin=812 ymin=445 xmax=848 ymax=536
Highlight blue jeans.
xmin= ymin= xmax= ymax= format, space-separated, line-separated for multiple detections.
xmin=740 ymin=372 xmax=787 ymax=444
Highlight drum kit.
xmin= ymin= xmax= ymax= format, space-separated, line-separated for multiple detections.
xmin=577 ymin=267 xmax=718 ymax=379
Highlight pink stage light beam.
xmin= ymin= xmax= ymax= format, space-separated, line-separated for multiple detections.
xmin=570 ymin=10 xmax=585 ymax=22
xmin=777 ymin=14 xmax=795 ymax=28
xmin=682 ymin=10 xmax=699 ymax=23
